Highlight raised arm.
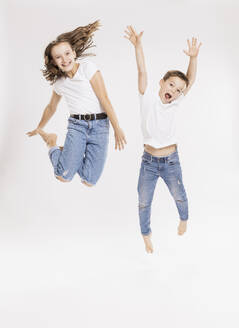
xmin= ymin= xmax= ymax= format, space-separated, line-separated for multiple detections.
xmin=27 ymin=91 xmax=61 ymax=136
xmin=124 ymin=25 xmax=147 ymax=95
xmin=183 ymin=37 xmax=202 ymax=96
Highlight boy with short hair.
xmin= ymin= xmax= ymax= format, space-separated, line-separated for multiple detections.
xmin=124 ymin=26 xmax=201 ymax=253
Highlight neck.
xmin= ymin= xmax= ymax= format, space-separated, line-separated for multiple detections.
xmin=66 ymin=62 xmax=79 ymax=78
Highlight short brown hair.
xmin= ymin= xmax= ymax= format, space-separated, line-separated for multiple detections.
xmin=163 ymin=70 xmax=189 ymax=87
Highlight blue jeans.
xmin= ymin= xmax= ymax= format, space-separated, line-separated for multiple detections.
xmin=49 ymin=117 xmax=109 ymax=185
xmin=137 ymin=150 xmax=188 ymax=235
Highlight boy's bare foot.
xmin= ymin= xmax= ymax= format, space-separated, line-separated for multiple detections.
xmin=38 ymin=129 xmax=57 ymax=148
xmin=178 ymin=220 xmax=187 ymax=235
xmin=142 ymin=234 xmax=153 ymax=253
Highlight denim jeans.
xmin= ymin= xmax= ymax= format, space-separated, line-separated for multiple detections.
xmin=137 ymin=150 xmax=188 ymax=235
xmin=49 ymin=117 xmax=109 ymax=185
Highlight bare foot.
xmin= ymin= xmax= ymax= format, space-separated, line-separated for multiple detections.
xmin=38 ymin=129 xmax=57 ymax=148
xmin=178 ymin=220 xmax=187 ymax=235
xmin=142 ymin=234 xmax=153 ymax=253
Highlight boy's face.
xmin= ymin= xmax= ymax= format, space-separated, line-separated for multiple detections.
xmin=159 ymin=76 xmax=186 ymax=104
xmin=51 ymin=42 xmax=76 ymax=72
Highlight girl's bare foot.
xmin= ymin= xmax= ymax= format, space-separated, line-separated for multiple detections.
xmin=142 ymin=234 xmax=153 ymax=253
xmin=178 ymin=220 xmax=187 ymax=235
xmin=38 ymin=129 xmax=57 ymax=148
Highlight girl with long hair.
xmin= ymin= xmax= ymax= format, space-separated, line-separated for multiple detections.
xmin=27 ymin=21 xmax=126 ymax=186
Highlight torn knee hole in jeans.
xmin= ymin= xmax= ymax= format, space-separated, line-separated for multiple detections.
xmin=175 ymin=198 xmax=187 ymax=203
xmin=139 ymin=203 xmax=150 ymax=209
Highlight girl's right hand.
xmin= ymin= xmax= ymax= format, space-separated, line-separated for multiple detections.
xmin=124 ymin=25 xmax=144 ymax=47
xmin=26 ymin=128 xmax=39 ymax=137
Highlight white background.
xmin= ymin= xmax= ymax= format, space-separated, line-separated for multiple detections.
xmin=1 ymin=0 xmax=239 ymax=327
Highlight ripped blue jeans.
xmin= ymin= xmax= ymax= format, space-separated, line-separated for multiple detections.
xmin=137 ymin=150 xmax=188 ymax=235
xmin=48 ymin=117 xmax=109 ymax=185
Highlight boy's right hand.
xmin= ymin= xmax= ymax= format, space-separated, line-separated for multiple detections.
xmin=124 ymin=26 xmax=144 ymax=47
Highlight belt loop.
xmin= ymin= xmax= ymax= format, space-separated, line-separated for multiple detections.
xmin=94 ymin=113 xmax=96 ymax=120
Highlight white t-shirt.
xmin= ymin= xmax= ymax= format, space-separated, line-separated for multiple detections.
xmin=53 ymin=59 xmax=104 ymax=115
xmin=139 ymin=84 xmax=184 ymax=149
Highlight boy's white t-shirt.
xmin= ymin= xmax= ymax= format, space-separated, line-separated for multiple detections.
xmin=53 ymin=59 xmax=104 ymax=115
xmin=139 ymin=84 xmax=184 ymax=149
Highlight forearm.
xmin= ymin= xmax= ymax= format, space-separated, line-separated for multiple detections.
xmin=37 ymin=105 xmax=56 ymax=129
xmin=186 ymin=57 xmax=197 ymax=86
xmin=135 ymin=43 xmax=146 ymax=73
xmin=135 ymin=44 xmax=147 ymax=94
xmin=100 ymin=97 xmax=120 ymax=130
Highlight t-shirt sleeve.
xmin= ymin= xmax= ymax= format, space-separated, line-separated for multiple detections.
xmin=53 ymin=82 xmax=62 ymax=96
xmin=138 ymin=84 xmax=151 ymax=98
xmin=83 ymin=60 xmax=99 ymax=80
xmin=138 ymin=84 xmax=155 ymax=105
xmin=174 ymin=93 xmax=185 ymax=106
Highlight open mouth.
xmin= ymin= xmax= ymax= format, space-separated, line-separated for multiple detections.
xmin=165 ymin=93 xmax=172 ymax=100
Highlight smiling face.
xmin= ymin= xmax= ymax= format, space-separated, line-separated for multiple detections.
xmin=159 ymin=76 xmax=186 ymax=104
xmin=51 ymin=42 xmax=76 ymax=73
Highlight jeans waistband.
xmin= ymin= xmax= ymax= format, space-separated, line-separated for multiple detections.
xmin=143 ymin=150 xmax=178 ymax=163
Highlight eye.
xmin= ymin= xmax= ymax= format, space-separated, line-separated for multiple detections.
xmin=177 ymin=89 xmax=181 ymax=93
xmin=170 ymin=83 xmax=173 ymax=86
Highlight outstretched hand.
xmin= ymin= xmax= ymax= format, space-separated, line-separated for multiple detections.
xmin=26 ymin=128 xmax=39 ymax=137
xmin=183 ymin=37 xmax=202 ymax=57
xmin=124 ymin=25 xmax=144 ymax=47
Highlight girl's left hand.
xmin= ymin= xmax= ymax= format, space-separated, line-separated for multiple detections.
xmin=114 ymin=127 xmax=127 ymax=151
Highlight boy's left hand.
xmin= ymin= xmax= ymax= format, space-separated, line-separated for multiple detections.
xmin=183 ymin=37 xmax=202 ymax=57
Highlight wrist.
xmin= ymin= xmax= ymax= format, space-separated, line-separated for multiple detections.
xmin=113 ymin=123 xmax=121 ymax=132
xmin=135 ymin=42 xmax=143 ymax=49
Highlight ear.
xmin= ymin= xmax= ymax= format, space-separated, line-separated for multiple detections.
xmin=159 ymin=79 xmax=164 ymax=87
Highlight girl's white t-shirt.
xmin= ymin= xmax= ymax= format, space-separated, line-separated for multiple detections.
xmin=139 ymin=84 xmax=184 ymax=149
xmin=53 ymin=59 xmax=104 ymax=115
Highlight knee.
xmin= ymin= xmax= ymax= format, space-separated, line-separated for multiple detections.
xmin=139 ymin=201 xmax=150 ymax=209
xmin=174 ymin=193 xmax=187 ymax=203
xmin=55 ymin=175 xmax=71 ymax=183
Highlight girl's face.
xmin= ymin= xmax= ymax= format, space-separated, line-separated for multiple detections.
xmin=51 ymin=42 xmax=76 ymax=72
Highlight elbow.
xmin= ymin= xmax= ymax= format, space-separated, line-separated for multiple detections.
xmin=187 ymin=78 xmax=195 ymax=88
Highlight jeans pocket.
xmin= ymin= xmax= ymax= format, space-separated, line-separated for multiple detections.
xmin=97 ymin=118 xmax=109 ymax=128
xmin=142 ymin=157 xmax=151 ymax=164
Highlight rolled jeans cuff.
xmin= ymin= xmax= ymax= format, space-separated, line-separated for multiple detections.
xmin=48 ymin=146 xmax=60 ymax=156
